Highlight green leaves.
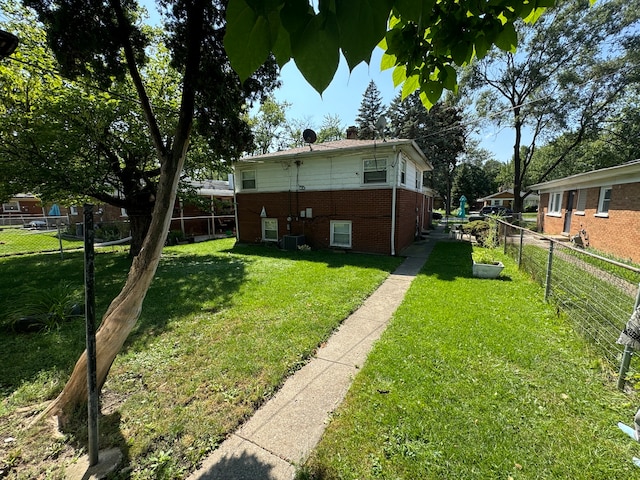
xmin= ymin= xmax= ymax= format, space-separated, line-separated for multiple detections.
xmin=224 ymin=0 xmax=557 ymax=102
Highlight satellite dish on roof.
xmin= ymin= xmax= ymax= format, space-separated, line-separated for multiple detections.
xmin=0 ymin=30 xmax=19 ymax=58
xmin=375 ymin=116 xmax=387 ymax=132
xmin=303 ymin=128 xmax=317 ymax=144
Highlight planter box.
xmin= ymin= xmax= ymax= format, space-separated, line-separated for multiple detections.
xmin=472 ymin=261 xmax=504 ymax=279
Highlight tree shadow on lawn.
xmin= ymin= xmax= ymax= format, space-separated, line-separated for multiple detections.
xmin=0 ymin=247 xmax=247 ymax=394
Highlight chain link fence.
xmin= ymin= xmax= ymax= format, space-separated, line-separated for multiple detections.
xmin=0 ymin=220 xmax=130 ymax=257
xmin=498 ymin=220 xmax=640 ymax=374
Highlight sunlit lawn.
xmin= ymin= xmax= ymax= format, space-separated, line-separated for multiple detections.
xmin=301 ymin=242 xmax=638 ymax=480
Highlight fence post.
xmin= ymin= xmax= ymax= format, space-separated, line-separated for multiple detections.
xmin=517 ymin=229 xmax=524 ymax=268
xmin=544 ymin=241 xmax=554 ymax=302
xmin=84 ymin=204 xmax=99 ymax=466
xmin=617 ymin=283 xmax=640 ymax=390
xmin=57 ymin=221 xmax=64 ymax=260
xmin=503 ymin=222 xmax=508 ymax=254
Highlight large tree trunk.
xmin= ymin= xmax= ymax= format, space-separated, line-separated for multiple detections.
xmin=36 ymin=149 xmax=186 ymax=423
xmin=33 ymin=0 xmax=204 ymax=424
xmin=127 ymin=205 xmax=155 ymax=258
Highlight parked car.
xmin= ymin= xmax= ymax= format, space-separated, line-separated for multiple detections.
xmin=468 ymin=206 xmax=513 ymax=222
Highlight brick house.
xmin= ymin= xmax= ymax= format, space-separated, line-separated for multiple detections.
xmin=530 ymin=160 xmax=640 ymax=263
xmin=233 ymin=138 xmax=434 ymax=255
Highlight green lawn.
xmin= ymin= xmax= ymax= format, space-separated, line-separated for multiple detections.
xmin=0 ymin=239 xmax=402 ymax=479
xmin=0 ymin=227 xmax=84 ymax=256
xmin=301 ymin=242 xmax=638 ymax=479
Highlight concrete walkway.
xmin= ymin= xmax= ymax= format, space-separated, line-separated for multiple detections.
xmin=188 ymin=229 xmax=447 ymax=480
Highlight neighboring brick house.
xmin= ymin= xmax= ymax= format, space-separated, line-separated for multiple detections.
xmin=233 ymin=138 xmax=434 ymax=255
xmin=477 ymin=189 xmax=539 ymax=212
xmin=530 ymin=160 xmax=640 ymax=263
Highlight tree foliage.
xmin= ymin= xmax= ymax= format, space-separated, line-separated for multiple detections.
xmin=355 ymin=80 xmax=386 ymax=140
xmin=466 ymin=0 xmax=640 ymax=211
xmin=6 ymin=0 xmax=278 ymax=420
xmin=224 ymin=0 xmax=562 ymax=108
xmin=388 ymin=92 xmax=465 ymax=214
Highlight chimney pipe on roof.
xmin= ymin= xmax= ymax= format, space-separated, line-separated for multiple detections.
xmin=346 ymin=126 xmax=358 ymax=139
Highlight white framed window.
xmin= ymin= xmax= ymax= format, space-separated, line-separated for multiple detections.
xmin=241 ymin=170 xmax=256 ymax=190
xmin=400 ymin=159 xmax=407 ymax=185
xmin=70 ymin=206 xmax=78 ymax=215
xmin=363 ymin=159 xmax=387 ymax=184
xmin=575 ymin=189 xmax=587 ymax=215
xmin=330 ymin=220 xmax=352 ymax=248
xmin=548 ymin=192 xmax=562 ymax=215
xmin=120 ymin=208 xmax=128 ymax=217
xmin=261 ymin=218 xmax=278 ymax=242
xmin=596 ymin=186 xmax=611 ymax=216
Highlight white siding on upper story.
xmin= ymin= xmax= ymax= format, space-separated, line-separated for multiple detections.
xmin=235 ymin=150 xmax=427 ymax=194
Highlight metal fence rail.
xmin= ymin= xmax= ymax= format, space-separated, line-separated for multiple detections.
xmin=498 ymin=220 xmax=640 ymax=376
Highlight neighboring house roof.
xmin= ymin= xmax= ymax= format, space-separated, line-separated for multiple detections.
xmin=530 ymin=160 xmax=640 ymax=192
xmin=238 ymin=138 xmax=432 ymax=170
xmin=191 ymin=179 xmax=234 ymax=197
xmin=477 ymin=189 xmax=539 ymax=202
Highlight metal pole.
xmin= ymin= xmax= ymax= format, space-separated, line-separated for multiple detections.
xmin=544 ymin=242 xmax=554 ymax=302
xmin=57 ymin=221 xmax=64 ymax=260
xmin=503 ymin=222 xmax=508 ymax=254
xmin=517 ymin=229 xmax=524 ymax=268
xmin=84 ymin=204 xmax=99 ymax=466
xmin=618 ymin=283 xmax=640 ymax=390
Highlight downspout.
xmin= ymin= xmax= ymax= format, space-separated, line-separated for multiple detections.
xmin=232 ymin=171 xmax=240 ymax=242
xmin=390 ymin=147 xmax=399 ymax=256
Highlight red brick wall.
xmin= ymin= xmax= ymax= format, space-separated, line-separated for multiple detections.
xmin=539 ymin=184 xmax=640 ymax=263
xmin=236 ymin=188 xmax=426 ymax=255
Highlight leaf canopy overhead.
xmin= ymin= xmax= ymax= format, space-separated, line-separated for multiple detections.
xmin=224 ymin=0 xmax=569 ymax=107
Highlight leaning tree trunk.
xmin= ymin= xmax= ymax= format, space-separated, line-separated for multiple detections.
xmin=35 ymin=149 xmax=186 ymax=423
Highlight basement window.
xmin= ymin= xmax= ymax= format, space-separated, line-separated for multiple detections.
xmin=330 ymin=221 xmax=352 ymax=248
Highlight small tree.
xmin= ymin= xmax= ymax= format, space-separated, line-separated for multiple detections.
xmin=355 ymin=80 xmax=386 ymax=140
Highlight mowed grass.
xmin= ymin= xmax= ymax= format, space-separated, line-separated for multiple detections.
xmin=0 ymin=238 xmax=402 ymax=479
xmin=302 ymin=242 xmax=638 ymax=480
xmin=0 ymin=227 xmax=84 ymax=256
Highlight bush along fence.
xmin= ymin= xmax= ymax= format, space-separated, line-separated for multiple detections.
xmin=0 ymin=221 xmax=130 ymax=258
xmin=496 ymin=219 xmax=640 ymax=389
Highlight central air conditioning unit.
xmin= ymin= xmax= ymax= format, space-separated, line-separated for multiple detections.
xmin=282 ymin=235 xmax=305 ymax=251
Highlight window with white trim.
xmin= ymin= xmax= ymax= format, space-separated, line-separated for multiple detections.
xmin=261 ymin=218 xmax=278 ymax=242
xmin=241 ymin=170 xmax=256 ymax=190
xmin=330 ymin=220 xmax=352 ymax=248
xmin=363 ymin=159 xmax=387 ymax=184
xmin=597 ymin=186 xmax=611 ymax=216
xmin=400 ymin=159 xmax=406 ymax=185
xmin=575 ymin=189 xmax=587 ymax=215
xmin=548 ymin=192 xmax=562 ymax=215
xmin=70 ymin=206 xmax=78 ymax=215
xmin=120 ymin=208 xmax=128 ymax=217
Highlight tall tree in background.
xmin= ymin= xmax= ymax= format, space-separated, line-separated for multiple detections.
xmin=248 ymin=95 xmax=290 ymax=154
xmin=388 ymin=92 xmax=465 ymax=215
xmin=12 ymin=0 xmax=278 ymax=421
xmin=0 ymin=2 xmax=276 ymax=257
xmin=451 ymin=141 xmax=501 ymax=205
xmin=466 ymin=0 xmax=640 ymax=212
xmin=317 ymin=114 xmax=345 ymax=143
xmin=355 ymin=80 xmax=386 ymax=140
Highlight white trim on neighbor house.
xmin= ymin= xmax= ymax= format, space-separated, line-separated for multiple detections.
xmin=548 ymin=192 xmax=563 ymax=217
xmin=596 ymin=186 xmax=612 ymax=217
xmin=530 ymin=160 xmax=640 ymax=191
xmin=330 ymin=220 xmax=352 ymax=248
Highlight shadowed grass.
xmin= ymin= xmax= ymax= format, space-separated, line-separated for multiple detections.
xmin=301 ymin=242 xmax=638 ymax=480
xmin=0 ymin=238 xmax=402 ymax=478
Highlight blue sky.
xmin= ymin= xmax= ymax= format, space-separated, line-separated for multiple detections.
xmin=139 ymin=1 xmax=514 ymax=162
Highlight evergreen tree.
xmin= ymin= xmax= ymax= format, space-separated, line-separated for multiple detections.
xmin=388 ymin=92 xmax=465 ymax=215
xmin=355 ymin=80 xmax=385 ymax=140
